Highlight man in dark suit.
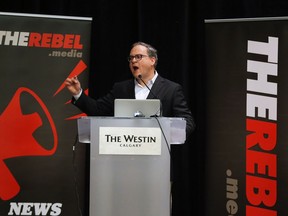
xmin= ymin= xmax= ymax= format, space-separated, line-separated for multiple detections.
xmin=65 ymin=41 xmax=196 ymax=216
xmin=65 ymin=41 xmax=195 ymax=137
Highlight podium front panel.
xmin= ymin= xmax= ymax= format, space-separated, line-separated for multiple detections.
xmin=89 ymin=117 xmax=171 ymax=216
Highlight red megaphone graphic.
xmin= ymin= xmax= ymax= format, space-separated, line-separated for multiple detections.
xmin=0 ymin=87 xmax=58 ymax=200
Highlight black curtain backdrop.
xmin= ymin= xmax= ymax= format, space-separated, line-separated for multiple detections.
xmin=1 ymin=0 xmax=288 ymax=216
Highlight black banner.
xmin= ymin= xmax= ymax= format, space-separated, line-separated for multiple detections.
xmin=0 ymin=12 xmax=91 ymax=216
xmin=204 ymin=17 xmax=288 ymax=216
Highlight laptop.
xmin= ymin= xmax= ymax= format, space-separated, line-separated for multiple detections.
xmin=114 ymin=99 xmax=161 ymax=117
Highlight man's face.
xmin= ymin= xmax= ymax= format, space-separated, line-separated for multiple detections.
xmin=128 ymin=45 xmax=156 ymax=79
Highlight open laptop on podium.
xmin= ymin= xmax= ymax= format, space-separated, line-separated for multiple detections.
xmin=114 ymin=99 xmax=161 ymax=117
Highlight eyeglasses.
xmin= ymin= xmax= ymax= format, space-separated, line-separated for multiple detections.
xmin=128 ymin=54 xmax=148 ymax=62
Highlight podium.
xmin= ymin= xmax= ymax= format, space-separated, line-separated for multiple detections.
xmin=77 ymin=116 xmax=186 ymax=216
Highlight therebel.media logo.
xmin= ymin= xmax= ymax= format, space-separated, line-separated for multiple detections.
xmin=0 ymin=31 xmax=85 ymax=58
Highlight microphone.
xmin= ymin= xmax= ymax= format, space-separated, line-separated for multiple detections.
xmin=138 ymin=74 xmax=162 ymax=116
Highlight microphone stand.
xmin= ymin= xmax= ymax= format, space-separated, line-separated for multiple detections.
xmin=137 ymin=74 xmax=162 ymax=116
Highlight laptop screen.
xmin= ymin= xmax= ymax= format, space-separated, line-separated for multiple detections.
xmin=114 ymin=99 xmax=161 ymax=117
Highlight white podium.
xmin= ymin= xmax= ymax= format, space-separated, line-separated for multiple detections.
xmin=77 ymin=116 xmax=186 ymax=216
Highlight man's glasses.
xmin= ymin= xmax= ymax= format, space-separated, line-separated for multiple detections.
xmin=128 ymin=54 xmax=148 ymax=62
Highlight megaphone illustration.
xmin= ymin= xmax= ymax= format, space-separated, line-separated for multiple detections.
xmin=0 ymin=87 xmax=58 ymax=200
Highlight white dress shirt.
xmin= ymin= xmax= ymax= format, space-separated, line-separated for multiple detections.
xmin=135 ymin=72 xmax=158 ymax=99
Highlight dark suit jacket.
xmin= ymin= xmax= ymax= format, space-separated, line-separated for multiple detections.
xmin=72 ymin=75 xmax=195 ymax=137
